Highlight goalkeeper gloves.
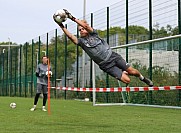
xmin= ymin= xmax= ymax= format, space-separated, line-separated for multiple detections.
xmin=53 ymin=14 xmax=65 ymax=28
xmin=63 ymin=9 xmax=76 ymax=21
xmin=46 ymin=71 xmax=53 ymax=77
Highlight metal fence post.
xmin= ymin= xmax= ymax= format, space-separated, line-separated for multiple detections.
xmin=10 ymin=48 xmax=12 ymax=96
xmin=90 ymin=13 xmax=93 ymax=101
xmin=38 ymin=36 xmax=41 ymax=63
xmin=25 ymin=42 xmax=28 ymax=97
xmin=64 ymin=24 xmax=68 ymax=99
xmin=2 ymin=50 xmax=4 ymax=96
xmin=6 ymin=51 xmax=8 ymax=96
xmin=126 ymin=0 xmax=129 ymax=62
xmin=178 ymin=0 xmax=181 ymax=102
xmin=19 ymin=45 xmax=22 ymax=97
xmin=148 ymin=0 xmax=153 ymax=104
xmin=31 ymin=39 xmax=34 ymax=97
xmin=54 ymin=29 xmax=58 ymax=98
xmin=14 ymin=47 xmax=17 ymax=96
xmin=106 ymin=7 xmax=110 ymax=103
xmin=46 ymin=33 xmax=48 ymax=56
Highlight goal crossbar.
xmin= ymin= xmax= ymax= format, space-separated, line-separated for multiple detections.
xmin=111 ymin=34 xmax=181 ymax=49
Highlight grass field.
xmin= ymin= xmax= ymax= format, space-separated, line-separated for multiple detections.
xmin=0 ymin=96 xmax=181 ymax=133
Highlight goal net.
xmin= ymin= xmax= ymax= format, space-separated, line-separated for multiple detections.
xmin=92 ymin=35 xmax=181 ymax=109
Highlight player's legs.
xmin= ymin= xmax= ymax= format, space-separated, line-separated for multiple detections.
xmin=105 ymin=66 xmax=130 ymax=84
xmin=125 ymin=66 xmax=153 ymax=86
xmin=42 ymin=85 xmax=48 ymax=111
xmin=105 ymin=65 xmax=152 ymax=85
xmin=30 ymin=83 xmax=42 ymax=111
xmin=99 ymin=52 xmax=153 ymax=86
xmin=43 ymin=93 xmax=47 ymax=106
xmin=125 ymin=66 xmax=141 ymax=77
xmin=34 ymin=93 xmax=41 ymax=105
xmin=120 ymin=71 xmax=130 ymax=84
xmin=30 ymin=93 xmax=41 ymax=111
xmin=115 ymin=55 xmax=153 ymax=86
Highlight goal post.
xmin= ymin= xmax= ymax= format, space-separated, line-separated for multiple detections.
xmin=92 ymin=34 xmax=181 ymax=109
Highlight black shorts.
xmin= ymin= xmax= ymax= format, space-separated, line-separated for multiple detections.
xmin=99 ymin=52 xmax=130 ymax=80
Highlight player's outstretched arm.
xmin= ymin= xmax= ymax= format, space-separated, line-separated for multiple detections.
xmin=61 ymin=24 xmax=78 ymax=44
xmin=74 ymin=19 xmax=93 ymax=33
xmin=63 ymin=9 xmax=93 ymax=33
xmin=53 ymin=14 xmax=78 ymax=44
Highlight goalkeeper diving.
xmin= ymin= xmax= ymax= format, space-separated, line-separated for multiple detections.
xmin=53 ymin=9 xmax=153 ymax=87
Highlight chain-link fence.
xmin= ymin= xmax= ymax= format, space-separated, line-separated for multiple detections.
xmin=0 ymin=0 xmax=180 ymax=102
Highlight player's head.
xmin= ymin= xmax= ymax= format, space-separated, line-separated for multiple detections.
xmin=42 ymin=56 xmax=48 ymax=64
xmin=78 ymin=20 xmax=89 ymax=37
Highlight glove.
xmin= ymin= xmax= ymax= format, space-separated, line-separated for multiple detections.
xmin=63 ymin=9 xmax=76 ymax=21
xmin=46 ymin=71 xmax=52 ymax=77
xmin=36 ymin=72 xmax=40 ymax=77
xmin=53 ymin=14 xmax=65 ymax=28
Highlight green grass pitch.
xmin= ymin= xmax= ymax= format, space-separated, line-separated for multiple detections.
xmin=0 ymin=96 xmax=181 ymax=133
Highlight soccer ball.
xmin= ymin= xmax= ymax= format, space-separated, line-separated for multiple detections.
xmin=53 ymin=9 xmax=67 ymax=23
xmin=84 ymin=98 xmax=89 ymax=102
xmin=10 ymin=102 xmax=16 ymax=109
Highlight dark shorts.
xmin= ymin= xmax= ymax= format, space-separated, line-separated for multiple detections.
xmin=99 ymin=52 xmax=130 ymax=80
xmin=36 ymin=83 xmax=48 ymax=94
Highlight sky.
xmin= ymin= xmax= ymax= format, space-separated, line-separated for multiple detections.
xmin=0 ymin=0 xmax=120 ymax=44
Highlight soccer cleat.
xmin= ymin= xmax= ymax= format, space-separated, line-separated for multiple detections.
xmin=30 ymin=108 xmax=36 ymax=111
xmin=42 ymin=108 xmax=47 ymax=112
xmin=141 ymin=77 xmax=153 ymax=87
